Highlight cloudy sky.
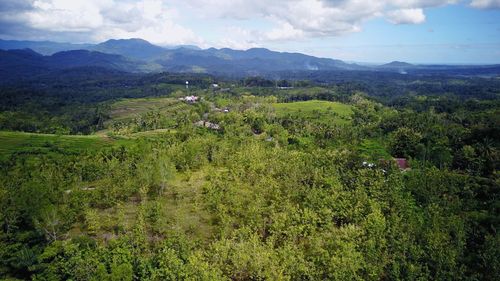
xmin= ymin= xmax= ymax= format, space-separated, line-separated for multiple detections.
xmin=1 ymin=0 xmax=499 ymax=63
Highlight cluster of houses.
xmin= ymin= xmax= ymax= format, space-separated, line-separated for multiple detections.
xmin=178 ymin=95 xmax=229 ymax=131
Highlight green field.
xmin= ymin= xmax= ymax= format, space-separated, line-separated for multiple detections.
xmin=0 ymin=131 xmax=128 ymax=160
xmin=273 ymin=100 xmax=353 ymax=124
xmin=108 ymin=97 xmax=190 ymax=122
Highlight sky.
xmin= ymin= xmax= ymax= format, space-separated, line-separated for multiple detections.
xmin=0 ymin=0 xmax=499 ymax=64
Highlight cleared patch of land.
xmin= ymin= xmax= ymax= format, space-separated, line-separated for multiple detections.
xmin=71 ymin=169 xmax=214 ymax=243
xmin=273 ymin=100 xmax=353 ymax=124
xmin=157 ymin=169 xmax=214 ymax=241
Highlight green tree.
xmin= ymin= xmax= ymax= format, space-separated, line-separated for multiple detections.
xmin=389 ymin=127 xmax=422 ymax=158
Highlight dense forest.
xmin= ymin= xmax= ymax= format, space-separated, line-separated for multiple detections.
xmin=0 ymin=70 xmax=499 ymax=280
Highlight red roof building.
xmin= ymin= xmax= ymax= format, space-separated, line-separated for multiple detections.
xmin=394 ymin=158 xmax=409 ymax=170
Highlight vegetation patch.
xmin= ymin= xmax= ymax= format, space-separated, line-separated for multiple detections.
xmin=0 ymin=72 xmax=498 ymax=280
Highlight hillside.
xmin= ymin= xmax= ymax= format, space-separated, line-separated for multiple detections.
xmin=0 ymin=67 xmax=499 ymax=280
xmin=0 ymin=49 xmax=148 ymax=81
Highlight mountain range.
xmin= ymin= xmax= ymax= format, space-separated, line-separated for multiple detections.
xmin=1 ymin=38 xmax=499 ymax=80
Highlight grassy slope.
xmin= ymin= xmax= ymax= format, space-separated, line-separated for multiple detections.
xmin=0 ymin=131 xmax=129 ymax=160
xmin=273 ymin=100 xmax=353 ymax=124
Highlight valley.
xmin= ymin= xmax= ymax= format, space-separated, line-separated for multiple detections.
xmin=0 ymin=68 xmax=498 ymax=279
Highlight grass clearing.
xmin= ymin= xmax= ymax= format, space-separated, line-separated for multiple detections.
xmin=273 ymin=100 xmax=353 ymax=124
xmin=157 ymin=169 xmax=214 ymax=242
xmin=358 ymin=138 xmax=391 ymax=161
xmin=75 ymin=169 xmax=214 ymax=244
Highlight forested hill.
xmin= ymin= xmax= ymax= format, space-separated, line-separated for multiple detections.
xmin=0 ymin=49 xmax=148 ymax=81
xmin=2 ymin=38 xmax=500 ymax=79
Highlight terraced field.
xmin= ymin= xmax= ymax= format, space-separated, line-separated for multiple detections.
xmin=0 ymin=131 xmax=129 ymax=160
xmin=108 ymin=97 xmax=190 ymax=122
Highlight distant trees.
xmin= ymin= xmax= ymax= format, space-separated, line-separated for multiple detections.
xmin=243 ymin=77 xmax=274 ymax=87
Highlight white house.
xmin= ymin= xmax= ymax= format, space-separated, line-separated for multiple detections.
xmin=179 ymin=96 xmax=199 ymax=103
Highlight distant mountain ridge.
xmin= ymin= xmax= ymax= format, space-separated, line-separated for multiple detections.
xmin=0 ymin=39 xmax=93 ymax=55
xmin=0 ymin=38 xmax=366 ymax=76
xmin=0 ymin=48 xmax=147 ymax=81
xmin=1 ymin=38 xmax=499 ymax=79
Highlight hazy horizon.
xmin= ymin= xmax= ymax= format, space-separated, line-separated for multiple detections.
xmin=3 ymin=36 xmax=500 ymax=66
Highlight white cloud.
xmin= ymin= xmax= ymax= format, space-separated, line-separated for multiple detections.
xmin=94 ymin=0 xmax=204 ymax=46
xmin=26 ymin=0 xmax=112 ymax=32
xmin=386 ymin=8 xmax=426 ymax=24
xmin=0 ymin=0 xmax=497 ymax=47
xmin=470 ymin=0 xmax=500 ymax=9
xmin=263 ymin=22 xmax=305 ymax=41
xmin=184 ymin=0 xmax=457 ymax=41
xmin=7 ymin=0 xmax=204 ymax=45
xmin=215 ymin=27 xmax=260 ymax=49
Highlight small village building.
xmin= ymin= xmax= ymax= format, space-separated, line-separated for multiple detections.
xmin=194 ymin=120 xmax=221 ymax=130
xmin=378 ymin=158 xmax=410 ymax=171
xmin=394 ymin=158 xmax=409 ymax=170
xmin=179 ymin=95 xmax=199 ymax=103
xmin=362 ymin=161 xmax=376 ymax=168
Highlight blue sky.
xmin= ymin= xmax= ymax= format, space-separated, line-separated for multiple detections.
xmin=286 ymin=5 xmax=500 ymax=63
xmin=1 ymin=0 xmax=499 ymax=63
